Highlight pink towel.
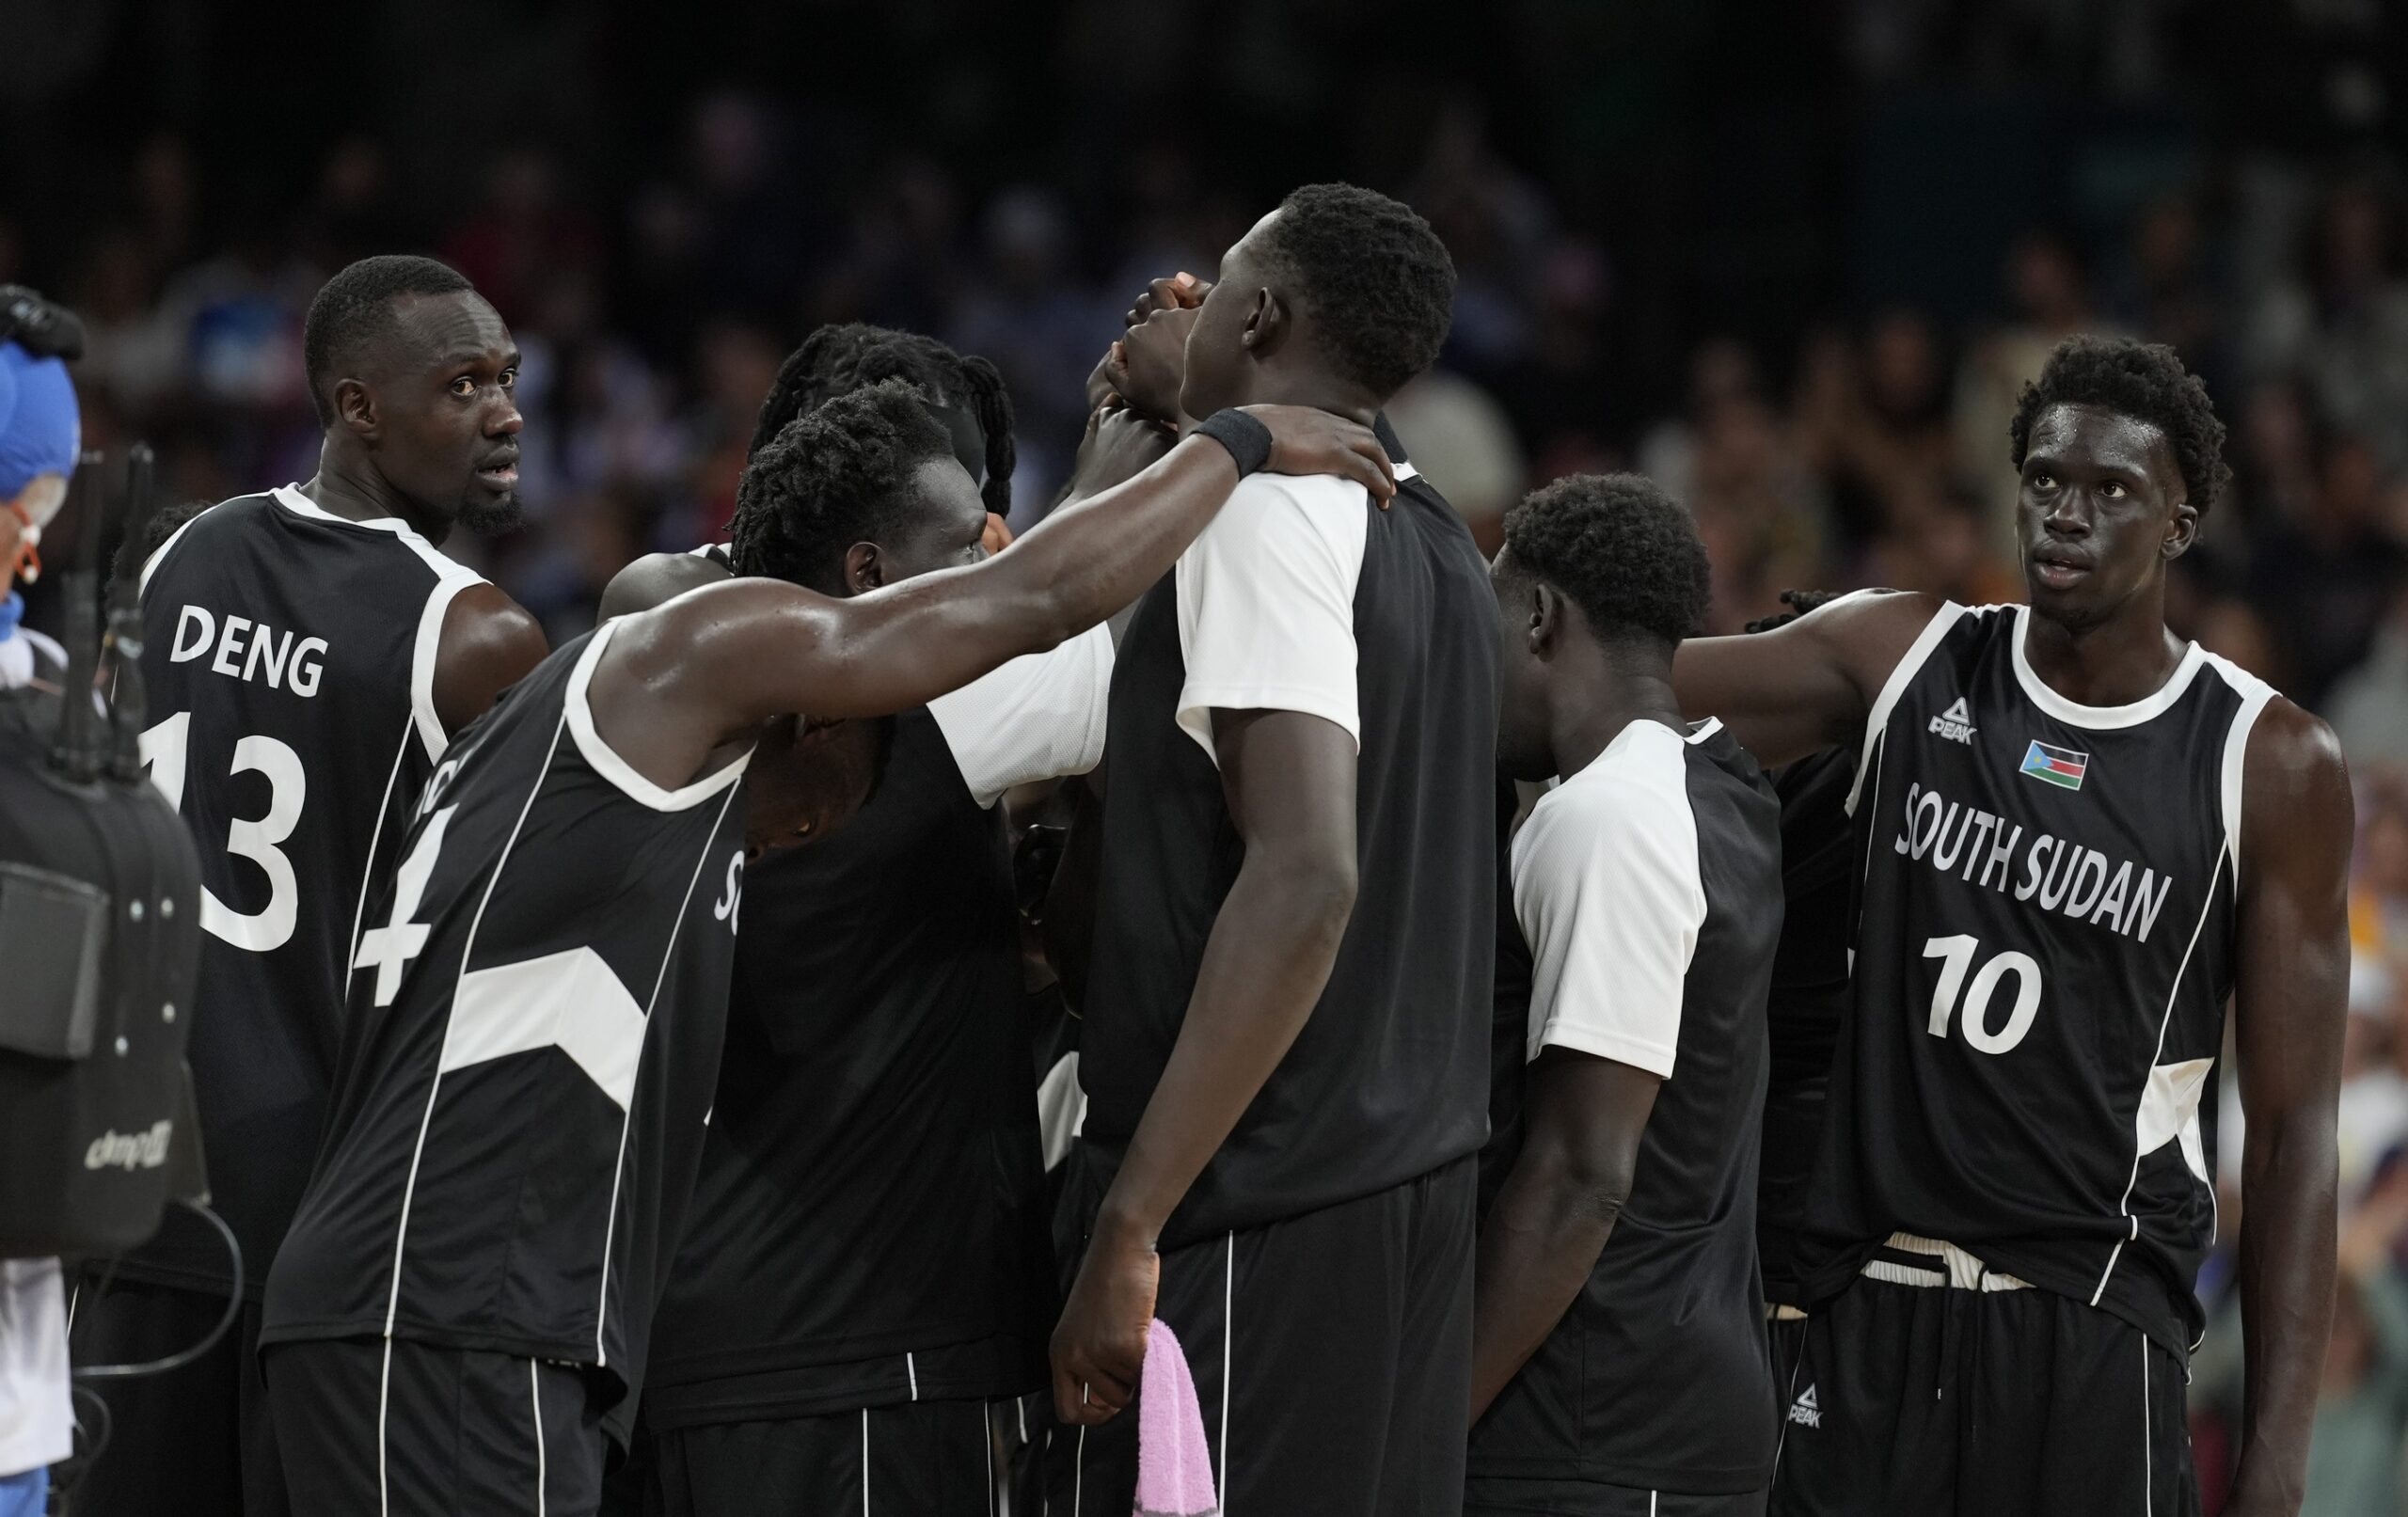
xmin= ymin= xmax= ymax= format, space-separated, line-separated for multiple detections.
xmin=1133 ymin=1318 xmax=1219 ymax=1517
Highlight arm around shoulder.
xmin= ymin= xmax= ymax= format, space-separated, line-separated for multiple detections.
xmin=1670 ymin=588 xmax=1948 ymax=768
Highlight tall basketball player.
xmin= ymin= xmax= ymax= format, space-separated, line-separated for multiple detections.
xmin=1673 ymin=337 xmax=2351 ymax=1516
xmin=95 ymin=255 xmax=546 ymax=1517
xmin=610 ymin=328 xmax=1168 ymax=1517
xmin=256 ymin=380 xmax=1391 ymax=1515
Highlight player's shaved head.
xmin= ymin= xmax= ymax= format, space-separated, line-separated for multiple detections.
xmin=302 ymin=255 xmax=477 ymax=428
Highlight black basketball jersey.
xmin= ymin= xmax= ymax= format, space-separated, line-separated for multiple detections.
xmin=1471 ymin=719 xmax=1783 ymax=1493
xmin=130 ymin=487 xmax=487 ymax=1298
xmin=1801 ymin=599 xmax=2273 ymax=1354
xmin=642 ymin=706 xmax=1053 ymax=1427
xmin=261 ymin=622 xmax=748 ymax=1442
xmin=1076 ymin=458 xmax=1497 ymax=1245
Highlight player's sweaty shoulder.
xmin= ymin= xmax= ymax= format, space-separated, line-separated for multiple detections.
xmin=2237 ymin=694 xmax=2352 ymax=881
xmin=433 ymin=583 xmax=548 ymax=736
xmin=598 ymin=550 xmax=733 ymax=624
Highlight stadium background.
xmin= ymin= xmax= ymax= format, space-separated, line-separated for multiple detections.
xmin=6 ymin=1 xmax=2406 ymax=1509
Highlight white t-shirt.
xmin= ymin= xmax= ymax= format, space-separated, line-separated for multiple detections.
xmin=0 ymin=623 xmax=71 ymax=1479
xmin=1169 ymin=468 xmax=1402 ymax=764
xmin=927 ymin=622 xmax=1114 ymax=808
xmin=1511 ymin=719 xmax=1712 ymax=1079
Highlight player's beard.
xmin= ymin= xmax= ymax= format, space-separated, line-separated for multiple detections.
xmin=458 ymin=489 xmax=525 ymax=538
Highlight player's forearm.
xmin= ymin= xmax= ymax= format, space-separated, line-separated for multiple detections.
xmin=983 ymin=435 xmax=1239 ymax=649
xmin=2229 ymin=1111 xmax=2337 ymax=1512
xmin=1467 ymin=1159 xmax=1620 ymax=1426
xmin=1091 ymin=846 xmax=1356 ymax=1249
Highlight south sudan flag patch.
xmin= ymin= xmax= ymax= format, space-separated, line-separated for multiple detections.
xmin=2020 ymin=740 xmax=2089 ymax=791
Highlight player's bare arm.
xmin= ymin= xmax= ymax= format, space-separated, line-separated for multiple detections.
xmin=592 ymin=412 xmax=1392 ymax=793
xmin=429 ymin=582 xmax=547 ymax=736
xmin=1051 ymin=705 xmax=1360 ymax=1424
xmin=1670 ymin=589 xmax=1941 ymax=766
xmin=1466 ymin=1050 xmax=1660 ymax=1425
xmin=2224 ymin=699 xmax=2352 ymax=1517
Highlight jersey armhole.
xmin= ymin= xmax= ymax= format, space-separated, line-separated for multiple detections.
xmin=136 ymin=506 xmax=212 ymax=597
xmin=2220 ymin=684 xmax=2275 ymax=893
xmin=1844 ymin=600 xmax=1967 ymax=817
xmin=562 ymin=620 xmax=752 ymax=811
xmin=411 ymin=571 xmax=486 ymax=763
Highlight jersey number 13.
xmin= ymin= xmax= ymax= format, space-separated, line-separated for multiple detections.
xmin=140 ymin=711 xmax=306 ymax=952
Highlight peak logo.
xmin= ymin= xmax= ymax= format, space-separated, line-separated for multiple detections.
xmin=1928 ymin=698 xmax=1976 ymax=745
xmin=1788 ymin=1383 xmax=1822 ymax=1428
xmin=85 ymin=1121 xmax=173 ymax=1172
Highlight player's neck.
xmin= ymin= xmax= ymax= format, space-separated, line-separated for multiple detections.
xmin=1549 ymin=651 xmax=1683 ymax=781
xmin=1231 ymin=368 xmax=1381 ymax=427
xmin=2022 ymin=592 xmax=2187 ymax=709
xmin=302 ymin=453 xmax=449 ymax=545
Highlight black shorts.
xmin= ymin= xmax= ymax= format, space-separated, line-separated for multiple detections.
xmin=59 ymin=1279 xmax=286 ymax=1517
xmin=1463 ymin=1478 xmax=1766 ymax=1516
xmin=1046 ymin=1155 xmax=1477 ymax=1517
xmin=625 ymin=1394 xmax=1039 ymax=1515
xmin=264 ymin=1336 xmax=608 ymax=1516
xmin=1769 ymin=1256 xmax=2197 ymax=1517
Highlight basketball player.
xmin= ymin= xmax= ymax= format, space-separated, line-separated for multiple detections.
xmin=610 ymin=328 xmax=1169 ymax=1516
xmin=88 ymin=255 xmax=546 ymax=1517
xmin=1672 ymin=337 xmax=2351 ymax=1515
xmin=1466 ymin=474 xmax=1782 ymax=1517
xmin=1049 ymin=183 xmax=1497 ymax=1514
xmin=256 ymin=379 xmax=1391 ymax=1515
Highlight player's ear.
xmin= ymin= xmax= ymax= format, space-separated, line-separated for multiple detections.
xmin=1243 ymin=288 xmax=1284 ymax=356
xmin=335 ymin=377 xmax=377 ymax=439
xmin=2162 ymin=500 xmax=2198 ymax=561
xmin=843 ymin=541 xmax=882 ymax=594
xmin=1529 ymin=581 xmax=1563 ymax=657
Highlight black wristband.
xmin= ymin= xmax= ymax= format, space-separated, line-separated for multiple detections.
xmin=1195 ymin=408 xmax=1274 ymax=478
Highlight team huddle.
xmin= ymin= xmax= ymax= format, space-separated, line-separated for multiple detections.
xmin=90 ymin=183 xmax=2351 ymax=1517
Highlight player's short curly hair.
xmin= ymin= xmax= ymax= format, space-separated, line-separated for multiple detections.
xmin=2008 ymin=336 xmax=2231 ymax=518
xmin=730 ymin=379 xmax=957 ymax=593
xmin=302 ymin=255 xmax=475 ymax=428
xmin=749 ymin=324 xmax=1016 ymax=519
xmin=1258 ymin=183 xmax=1455 ymax=401
xmin=1502 ymin=472 xmax=1710 ymax=650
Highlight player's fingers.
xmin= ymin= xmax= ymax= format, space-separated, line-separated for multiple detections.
xmin=1339 ymin=433 xmax=1399 ymax=505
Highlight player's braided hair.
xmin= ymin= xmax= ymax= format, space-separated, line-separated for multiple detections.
xmin=2008 ymin=336 xmax=2231 ymax=520
xmin=1743 ymin=589 xmax=1847 ymax=635
xmin=302 ymin=255 xmax=475 ymax=429
xmin=729 ymin=378 xmax=956 ymax=593
xmin=1257 ymin=183 xmax=1456 ymax=401
xmin=1502 ymin=472 xmax=1710 ymax=650
xmin=749 ymin=324 xmax=1016 ymax=519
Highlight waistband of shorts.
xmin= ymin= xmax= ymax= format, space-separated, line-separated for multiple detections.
xmin=1861 ymin=1231 xmax=2036 ymax=1291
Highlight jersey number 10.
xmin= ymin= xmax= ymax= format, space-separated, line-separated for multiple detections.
xmin=140 ymin=711 xmax=306 ymax=953
xmin=1922 ymin=934 xmax=2043 ymax=1054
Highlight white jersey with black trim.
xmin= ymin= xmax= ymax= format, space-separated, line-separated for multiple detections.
xmin=261 ymin=622 xmax=749 ymax=1445
xmin=1800 ymin=600 xmax=2271 ymax=1356
xmin=129 ymin=486 xmax=485 ymax=1299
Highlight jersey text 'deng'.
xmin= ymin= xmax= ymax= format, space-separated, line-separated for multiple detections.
xmin=166 ymin=604 xmax=328 ymax=696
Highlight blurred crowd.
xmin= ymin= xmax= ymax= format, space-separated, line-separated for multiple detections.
xmin=7 ymin=3 xmax=2408 ymax=1509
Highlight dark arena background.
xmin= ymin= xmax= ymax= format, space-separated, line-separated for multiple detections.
xmin=6 ymin=2 xmax=2407 ymax=1511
